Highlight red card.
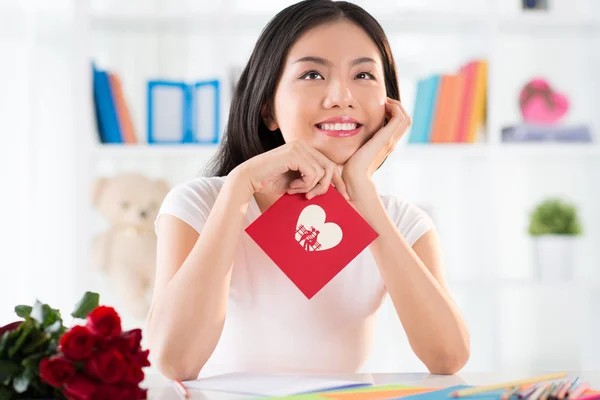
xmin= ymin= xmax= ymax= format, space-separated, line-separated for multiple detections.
xmin=245 ymin=186 xmax=379 ymax=299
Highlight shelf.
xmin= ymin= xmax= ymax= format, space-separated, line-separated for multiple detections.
xmin=497 ymin=14 xmax=600 ymax=34
xmin=497 ymin=143 xmax=600 ymax=158
xmin=92 ymin=143 xmax=600 ymax=161
xmin=92 ymin=143 xmax=220 ymax=158
xmin=90 ymin=9 xmax=600 ymax=34
xmin=395 ymin=143 xmax=490 ymax=158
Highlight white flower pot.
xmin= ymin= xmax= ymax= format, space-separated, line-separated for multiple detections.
xmin=533 ymin=235 xmax=577 ymax=281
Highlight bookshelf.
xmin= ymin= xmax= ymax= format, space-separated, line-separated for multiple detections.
xmin=77 ymin=0 xmax=600 ymax=374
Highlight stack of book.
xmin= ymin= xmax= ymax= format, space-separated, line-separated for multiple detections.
xmin=408 ymin=59 xmax=487 ymax=144
xmin=92 ymin=63 xmax=137 ymax=145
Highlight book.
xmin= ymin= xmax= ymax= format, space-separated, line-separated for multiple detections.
xmin=409 ymin=75 xmax=440 ymax=144
xmin=501 ymin=124 xmax=593 ymax=142
xmin=182 ymin=373 xmax=371 ymax=397
xmin=92 ymin=63 xmax=123 ymax=144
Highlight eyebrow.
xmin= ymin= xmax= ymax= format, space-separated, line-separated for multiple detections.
xmin=293 ymin=56 xmax=377 ymax=67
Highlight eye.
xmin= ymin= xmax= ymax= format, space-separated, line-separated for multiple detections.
xmin=300 ymin=70 xmax=324 ymax=80
xmin=355 ymin=72 xmax=375 ymax=80
xmin=121 ymin=202 xmax=130 ymax=210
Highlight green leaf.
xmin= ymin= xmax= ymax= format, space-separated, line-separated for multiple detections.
xmin=22 ymin=331 xmax=50 ymax=355
xmin=40 ymin=306 xmax=62 ymax=330
xmin=0 ymin=387 xmax=12 ymax=400
xmin=0 ymin=332 xmax=9 ymax=356
xmin=71 ymin=292 xmax=100 ymax=319
xmin=29 ymin=301 xmax=45 ymax=325
xmin=21 ymin=351 xmax=46 ymax=370
xmin=7 ymin=323 xmax=32 ymax=359
xmin=43 ymin=320 xmax=62 ymax=335
xmin=0 ymin=329 xmax=22 ymax=359
xmin=12 ymin=368 xmax=33 ymax=394
xmin=0 ymin=360 xmax=21 ymax=383
xmin=14 ymin=306 xmax=31 ymax=319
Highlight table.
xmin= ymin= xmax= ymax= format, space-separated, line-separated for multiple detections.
xmin=144 ymin=371 xmax=600 ymax=400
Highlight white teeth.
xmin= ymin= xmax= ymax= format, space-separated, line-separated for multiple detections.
xmin=318 ymin=123 xmax=358 ymax=131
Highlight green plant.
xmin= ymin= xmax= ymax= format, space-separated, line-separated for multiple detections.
xmin=0 ymin=292 xmax=99 ymax=399
xmin=528 ymin=198 xmax=583 ymax=236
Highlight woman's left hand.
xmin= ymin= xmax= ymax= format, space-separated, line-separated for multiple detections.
xmin=342 ymin=97 xmax=411 ymax=198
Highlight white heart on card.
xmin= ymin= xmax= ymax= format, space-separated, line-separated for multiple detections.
xmin=295 ymin=205 xmax=343 ymax=252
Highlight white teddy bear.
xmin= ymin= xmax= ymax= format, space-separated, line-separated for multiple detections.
xmin=91 ymin=172 xmax=169 ymax=320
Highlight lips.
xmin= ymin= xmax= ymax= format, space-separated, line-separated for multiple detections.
xmin=315 ymin=116 xmax=363 ymax=138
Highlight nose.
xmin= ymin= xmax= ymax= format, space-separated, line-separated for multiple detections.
xmin=139 ymin=210 xmax=148 ymax=219
xmin=323 ymin=79 xmax=355 ymax=109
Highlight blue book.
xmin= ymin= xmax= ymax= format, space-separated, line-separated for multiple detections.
xmin=409 ymin=75 xmax=440 ymax=144
xmin=92 ymin=63 xmax=122 ymax=144
xmin=393 ymin=385 xmax=506 ymax=400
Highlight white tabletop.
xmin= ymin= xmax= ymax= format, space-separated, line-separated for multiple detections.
xmin=144 ymin=371 xmax=600 ymax=400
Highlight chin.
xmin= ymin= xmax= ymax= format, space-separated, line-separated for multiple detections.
xmin=320 ymin=149 xmax=354 ymax=166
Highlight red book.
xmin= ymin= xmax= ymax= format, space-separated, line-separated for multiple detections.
xmin=245 ymin=187 xmax=378 ymax=299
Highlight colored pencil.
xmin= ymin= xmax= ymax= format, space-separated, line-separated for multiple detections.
xmin=530 ymin=385 xmax=551 ymax=400
xmin=519 ymin=384 xmax=540 ymax=399
xmin=571 ymin=394 xmax=600 ymax=400
xmin=569 ymin=382 xmax=591 ymax=399
xmin=556 ymin=381 xmax=572 ymax=400
xmin=567 ymin=378 xmax=582 ymax=397
xmin=541 ymin=383 xmax=558 ymax=400
xmin=502 ymin=387 xmax=521 ymax=400
xmin=450 ymin=373 xmax=569 ymax=397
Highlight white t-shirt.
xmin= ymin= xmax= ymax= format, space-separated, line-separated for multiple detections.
xmin=155 ymin=176 xmax=435 ymax=377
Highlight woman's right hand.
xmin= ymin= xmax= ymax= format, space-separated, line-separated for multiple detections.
xmin=234 ymin=139 xmax=350 ymax=201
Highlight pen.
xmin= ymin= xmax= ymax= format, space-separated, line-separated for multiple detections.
xmin=172 ymin=379 xmax=191 ymax=399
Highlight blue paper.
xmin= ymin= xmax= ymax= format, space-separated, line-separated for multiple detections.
xmin=393 ymin=385 xmax=508 ymax=400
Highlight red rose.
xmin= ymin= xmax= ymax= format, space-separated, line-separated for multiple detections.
xmin=122 ymin=362 xmax=145 ymax=385
xmin=86 ymin=306 xmax=121 ymax=337
xmin=0 ymin=321 xmax=22 ymax=336
xmin=84 ymin=348 xmax=127 ymax=384
xmin=98 ymin=329 xmax=142 ymax=355
xmin=59 ymin=325 xmax=96 ymax=360
xmin=63 ymin=374 xmax=101 ymax=400
xmin=120 ymin=328 xmax=142 ymax=353
xmin=132 ymin=349 xmax=151 ymax=367
xmin=39 ymin=355 xmax=76 ymax=388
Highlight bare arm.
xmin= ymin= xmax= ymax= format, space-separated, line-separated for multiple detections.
xmin=145 ymin=140 xmax=348 ymax=380
xmin=146 ymin=168 xmax=253 ymax=380
xmin=351 ymin=183 xmax=470 ymax=374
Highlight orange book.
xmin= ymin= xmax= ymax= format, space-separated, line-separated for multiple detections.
xmin=429 ymin=74 xmax=462 ymax=143
xmin=466 ymin=60 xmax=488 ymax=143
xmin=456 ymin=60 xmax=479 ymax=142
xmin=108 ymin=72 xmax=137 ymax=144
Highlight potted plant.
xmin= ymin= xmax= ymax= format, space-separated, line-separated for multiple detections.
xmin=528 ymin=197 xmax=583 ymax=281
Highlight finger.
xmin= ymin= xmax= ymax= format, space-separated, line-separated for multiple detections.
xmin=288 ymin=151 xmax=324 ymax=193
xmin=331 ymin=169 xmax=350 ymax=201
xmin=287 ymin=151 xmax=319 ymax=190
xmin=306 ymin=165 xmax=334 ymax=199
xmin=301 ymin=145 xmax=344 ymax=198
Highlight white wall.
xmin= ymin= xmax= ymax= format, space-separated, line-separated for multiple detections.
xmin=2 ymin=0 xmax=600 ymax=374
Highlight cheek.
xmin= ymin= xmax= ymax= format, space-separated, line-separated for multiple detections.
xmin=274 ymin=87 xmax=315 ymax=138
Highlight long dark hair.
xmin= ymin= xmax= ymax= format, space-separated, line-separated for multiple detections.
xmin=205 ymin=0 xmax=400 ymax=177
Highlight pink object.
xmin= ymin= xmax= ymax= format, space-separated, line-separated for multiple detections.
xmin=519 ymin=78 xmax=569 ymax=124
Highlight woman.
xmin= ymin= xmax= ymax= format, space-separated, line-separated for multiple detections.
xmin=146 ymin=0 xmax=470 ymax=380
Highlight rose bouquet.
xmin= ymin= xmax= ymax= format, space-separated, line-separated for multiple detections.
xmin=0 ymin=292 xmax=150 ymax=399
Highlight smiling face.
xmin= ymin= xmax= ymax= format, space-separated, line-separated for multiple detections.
xmin=262 ymin=20 xmax=388 ymax=166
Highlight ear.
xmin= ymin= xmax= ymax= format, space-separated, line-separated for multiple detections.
xmin=92 ymin=177 xmax=107 ymax=208
xmin=261 ymin=102 xmax=279 ymax=131
xmin=155 ymin=178 xmax=170 ymax=197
